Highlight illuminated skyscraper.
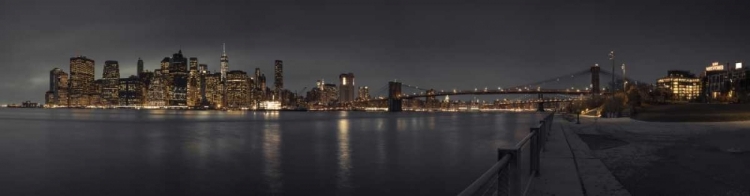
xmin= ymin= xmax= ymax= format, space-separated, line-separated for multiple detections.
xmin=146 ymin=70 xmax=167 ymax=107
xmin=198 ymin=64 xmax=208 ymax=105
xmin=226 ymin=70 xmax=251 ymax=108
xmin=49 ymin=68 xmax=69 ymax=106
xmin=102 ymin=60 xmax=120 ymax=105
xmin=274 ymin=60 xmax=283 ymax=91
xmin=118 ymin=75 xmax=143 ymax=106
xmin=167 ymin=50 xmax=188 ymax=106
xmin=220 ymin=43 xmax=228 ymax=82
xmin=205 ymin=73 xmax=224 ymax=108
xmin=254 ymin=68 xmax=261 ymax=88
xmin=137 ymin=58 xmax=144 ymax=76
xmin=187 ymin=57 xmax=199 ymax=107
xmin=160 ymin=57 xmax=170 ymax=74
xmin=357 ymin=86 xmax=370 ymax=101
xmin=339 ymin=73 xmax=355 ymax=103
xmin=69 ymin=56 xmax=95 ymax=107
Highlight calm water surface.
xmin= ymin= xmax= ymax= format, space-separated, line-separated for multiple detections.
xmin=0 ymin=108 xmax=545 ymax=195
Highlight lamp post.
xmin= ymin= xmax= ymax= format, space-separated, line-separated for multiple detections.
xmin=609 ymin=51 xmax=615 ymax=96
xmin=622 ymin=63 xmax=627 ymax=90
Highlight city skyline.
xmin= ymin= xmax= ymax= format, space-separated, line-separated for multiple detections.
xmin=3 ymin=0 xmax=750 ymax=104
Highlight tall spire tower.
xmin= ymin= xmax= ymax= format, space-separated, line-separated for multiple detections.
xmin=220 ymin=43 xmax=229 ymax=82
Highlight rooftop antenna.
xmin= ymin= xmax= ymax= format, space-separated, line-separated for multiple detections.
xmin=223 ymin=43 xmax=226 ymax=55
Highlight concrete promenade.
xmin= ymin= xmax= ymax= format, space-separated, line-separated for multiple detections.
xmin=528 ymin=115 xmax=631 ymax=196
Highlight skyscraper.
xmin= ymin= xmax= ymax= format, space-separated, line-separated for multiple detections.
xmin=274 ymin=60 xmax=283 ymax=91
xmin=49 ymin=68 xmax=69 ymax=106
xmin=226 ymin=70 xmax=251 ymax=108
xmin=198 ymin=64 xmax=208 ymax=106
xmin=160 ymin=57 xmax=170 ymax=74
xmin=69 ymin=56 xmax=95 ymax=107
xmin=339 ymin=73 xmax=355 ymax=104
xmin=102 ymin=60 xmax=120 ymax=105
xmin=205 ymin=73 xmax=224 ymax=108
xmin=220 ymin=43 xmax=228 ymax=82
xmin=137 ymin=58 xmax=144 ymax=76
xmin=118 ymin=76 xmax=143 ymax=106
xmin=254 ymin=68 xmax=261 ymax=88
xmin=187 ymin=57 xmax=199 ymax=107
xmin=168 ymin=50 xmax=188 ymax=106
xmin=358 ymin=86 xmax=370 ymax=101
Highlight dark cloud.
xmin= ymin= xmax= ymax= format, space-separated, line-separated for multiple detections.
xmin=1 ymin=0 xmax=749 ymax=103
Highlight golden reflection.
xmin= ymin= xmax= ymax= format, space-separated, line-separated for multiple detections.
xmin=337 ymin=119 xmax=352 ymax=193
xmin=396 ymin=118 xmax=407 ymax=130
xmin=263 ymin=123 xmax=282 ymax=193
xmin=70 ymin=109 xmax=93 ymax=120
xmin=263 ymin=111 xmax=280 ymax=120
xmin=427 ymin=116 xmax=436 ymax=130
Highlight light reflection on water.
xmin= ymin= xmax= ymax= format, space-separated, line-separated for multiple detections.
xmin=0 ymin=108 xmax=544 ymax=196
xmin=337 ymin=115 xmax=352 ymax=195
xmin=263 ymin=118 xmax=282 ymax=194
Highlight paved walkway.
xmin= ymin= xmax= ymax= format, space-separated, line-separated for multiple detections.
xmin=528 ymin=115 xmax=631 ymax=196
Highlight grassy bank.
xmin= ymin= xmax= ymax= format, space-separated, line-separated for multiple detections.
xmin=632 ymin=104 xmax=750 ymax=122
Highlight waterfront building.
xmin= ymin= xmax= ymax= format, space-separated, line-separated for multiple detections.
xmin=166 ymin=50 xmax=188 ymax=106
xmin=357 ymin=86 xmax=370 ymax=101
xmin=205 ymin=73 xmax=224 ymax=108
xmin=139 ymin=71 xmax=154 ymax=105
xmin=657 ymin=70 xmax=701 ymax=101
xmin=226 ymin=70 xmax=251 ymax=108
xmin=338 ymin=73 xmax=355 ymax=104
xmin=703 ymin=61 xmax=748 ymax=102
xmin=221 ymin=44 xmax=228 ymax=82
xmin=68 ymin=56 xmax=95 ymax=107
xmin=146 ymin=70 xmax=167 ymax=107
xmin=258 ymin=73 xmax=268 ymax=100
xmin=198 ymin=64 xmax=208 ymax=106
xmin=49 ymin=68 xmax=69 ymax=106
xmin=102 ymin=60 xmax=120 ymax=106
xmin=254 ymin=68 xmax=261 ymax=89
xmin=305 ymin=79 xmax=338 ymax=107
xmin=425 ymin=89 xmax=438 ymax=108
xmin=187 ymin=57 xmax=199 ymax=107
xmin=119 ymin=75 xmax=143 ymax=106
xmin=137 ymin=58 xmax=144 ymax=77
xmin=45 ymin=91 xmax=54 ymax=106
xmin=160 ymin=57 xmax=170 ymax=74
xmin=274 ymin=60 xmax=283 ymax=93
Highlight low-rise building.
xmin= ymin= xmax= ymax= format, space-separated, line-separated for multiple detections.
xmin=656 ymin=70 xmax=701 ymax=101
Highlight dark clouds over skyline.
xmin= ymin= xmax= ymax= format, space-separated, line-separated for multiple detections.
xmin=1 ymin=0 xmax=749 ymax=103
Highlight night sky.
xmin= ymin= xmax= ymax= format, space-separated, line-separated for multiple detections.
xmin=1 ymin=0 xmax=749 ymax=103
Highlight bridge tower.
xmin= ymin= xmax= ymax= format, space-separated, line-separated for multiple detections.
xmin=388 ymin=81 xmax=402 ymax=112
xmin=537 ymin=93 xmax=545 ymax=112
xmin=591 ymin=64 xmax=600 ymax=94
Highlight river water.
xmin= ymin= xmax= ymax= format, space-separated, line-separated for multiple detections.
xmin=0 ymin=108 xmax=545 ymax=195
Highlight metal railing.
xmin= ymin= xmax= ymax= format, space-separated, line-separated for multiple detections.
xmin=458 ymin=112 xmax=555 ymax=196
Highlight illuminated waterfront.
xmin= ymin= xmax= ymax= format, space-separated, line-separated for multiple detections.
xmin=0 ymin=108 xmax=545 ymax=195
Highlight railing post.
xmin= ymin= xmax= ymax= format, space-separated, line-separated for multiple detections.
xmin=539 ymin=120 xmax=546 ymax=151
xmin=498 ymin=148 xmax=519 ymax=196
xmin=530 ymin=127 xmax=540 ymax=177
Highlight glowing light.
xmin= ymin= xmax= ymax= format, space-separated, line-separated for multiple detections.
xmin=707 ymin=62 xmax=724 ymax=71
xmin=260 ymin=101 xmax=282 ymax=110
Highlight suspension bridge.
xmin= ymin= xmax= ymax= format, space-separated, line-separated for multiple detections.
xmin=358 ymin=65 xmax=644 ymax=112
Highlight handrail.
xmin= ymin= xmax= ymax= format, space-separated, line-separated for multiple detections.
xmin=458 ymin=112 xmax=555 ymax=196
xmin=514 ymin=131 xmax=536 ymax=149
xmin=457 ymin=154 xmax=512 ymax=196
